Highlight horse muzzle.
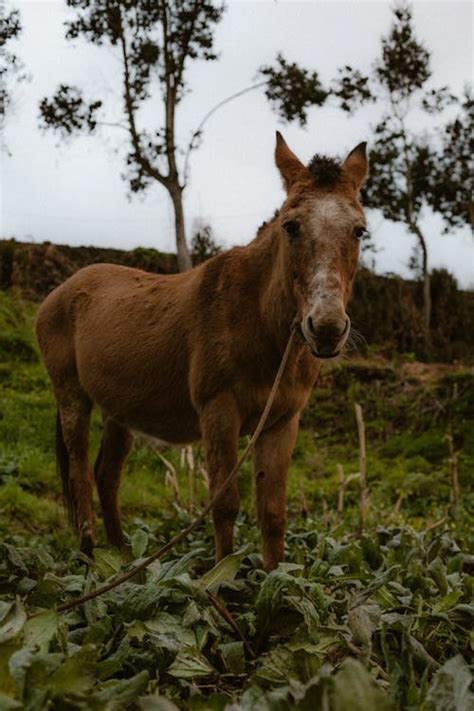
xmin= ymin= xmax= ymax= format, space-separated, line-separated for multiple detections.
xmin=301 ymin=314 xmax=350 ymax=359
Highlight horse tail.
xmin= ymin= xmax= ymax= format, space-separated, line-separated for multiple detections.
xmin=56 ymin=411 xmax=77 ymax=530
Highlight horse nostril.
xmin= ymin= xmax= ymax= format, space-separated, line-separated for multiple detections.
xmin=307 ymin=316 xmax=316 ymax=337
xmin=310 ymin=319 xmax=347 ymax=343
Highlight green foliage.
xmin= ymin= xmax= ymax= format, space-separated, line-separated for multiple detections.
xmin=331 ymin=3 xmax=472 ymax=312
xmin=39 ymin=0 xmax=225 ymax=196
xmin=39 ymin=84 xmax=102 ymax=136
xmin=1 ymin=291 xmax=473 ymax=707
xmin=191 ymin=224 xmax=222 ymax=265
xmin=0 ymin=6 xmax=29 ymax=130
xmin=0 ymin=291 xmax=39 ymax=363
xmin=428 ymin=88 xmax=474 ymax=231
xmin=0 ymin=519 xmax=472 ymax=708
xmin=374 ymin=4 xmax=430 ymax=99
xmin=259 ymin=53 xmax=328 ymax=126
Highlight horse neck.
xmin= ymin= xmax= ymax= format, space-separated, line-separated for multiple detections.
xmin=247 ymin=220 xmax=296 ymax=349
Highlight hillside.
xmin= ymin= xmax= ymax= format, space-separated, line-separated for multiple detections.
xmin=1 ymin=238 xmax=474 ymax=362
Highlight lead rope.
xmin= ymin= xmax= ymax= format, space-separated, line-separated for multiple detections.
xmin=44 ymin=326 xmax=298 ymax=615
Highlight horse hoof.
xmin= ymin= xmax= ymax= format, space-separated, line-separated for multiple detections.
xmin=108 ymin=535 xmax=124 ymax=550
xmin=80 ymin=534 xmax=95 ymax=557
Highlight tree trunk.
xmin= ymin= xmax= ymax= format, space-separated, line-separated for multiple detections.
xmin=410 ymin=221 xmax=431 ymax=343
xmin=422 ymin=259 xmax=431 ymax=336
xmin=419 ymin=232 xmax=431 ymax=336
xmin=170 ymin=186 xmax=192 ymax=272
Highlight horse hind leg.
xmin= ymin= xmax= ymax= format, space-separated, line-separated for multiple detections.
xmin=56 ymin=386 xmax=95 ymax=555
xmin=94 ymin=418 xmax=133 ymax=548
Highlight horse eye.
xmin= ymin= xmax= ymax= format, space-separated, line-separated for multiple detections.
xmin=353 ymin=226 xmax=369 ymax=241
xmin=283 ymin=220 xmax=300 ymax=239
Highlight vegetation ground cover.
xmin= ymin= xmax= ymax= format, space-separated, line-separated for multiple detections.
xmin=0 ymin=291 xmax=473 ymax=709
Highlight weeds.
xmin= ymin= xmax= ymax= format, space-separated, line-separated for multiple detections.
xmin=0 ymin=291 xmax=473 ymax=709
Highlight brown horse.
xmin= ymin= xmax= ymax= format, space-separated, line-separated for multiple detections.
xmin=36 ymin=133 xmax=368 ymax=570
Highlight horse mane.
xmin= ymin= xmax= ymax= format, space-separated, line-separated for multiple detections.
xmin=308 ymin=155 xmax=342 ymax=189
xmin=255 ymin=209 xmax=280 ymax=241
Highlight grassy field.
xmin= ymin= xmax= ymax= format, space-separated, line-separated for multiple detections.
xmin=0 ymin=290 xmax=473 ymax=710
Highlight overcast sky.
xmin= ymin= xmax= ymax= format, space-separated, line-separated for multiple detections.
xmin=1 ymin=0 xmax=473 ymax=287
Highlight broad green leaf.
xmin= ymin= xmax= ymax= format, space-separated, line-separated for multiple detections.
xmin=0 ymin=600 xmax=26 ymax=644
xmin=188 ymin=693 xmax=231 ymax=710
xmin=96 ymin=636 xmax=131 ymax=681
xmin=355 ymin=565 xmax=401 ymax=602
xmin=138 ymin=696 xmax=179 ymax=711
xmin=126 ymin=619 xmax=148 ymax=642
xmin=131 ymin=529 xmax=149 ymax=558
xmin=331 ymin=657 xmax=394 ymax=711
xmin=432 ymin=590 xmax=463 ymax=614
xmin=219 ymin=641 xmax=245 ymax=675
xmin=348 ymin=604 xmax=381 ymax=650
xmin=0 ymin=642 xmax=20 ymax=696
xmin=10 ymin=649 xmax=63 ymax=702
xmin=48 ymin=644 xmax=98 ymax=694
xmin=23 ymin=610 xmax=58 ymax=652
xmin=144 ymin=612 xmax=196 ymax=647
xmin=253 ymin=643 xmax=322 ymax=687
xmin=83 ymin=615 xmax=113 ymax=645
xmin=285 ymin=595 xmax=319 ymax=638
xmin=182 ymin=600 xmax=202 ymax=627
xmin=0 ymin=691 xmax=21 ymax=709
xmin=255 ymin=570 xmax=304 ymax=624
xmin=158 ymin=549 xmax=205 ymax=582
xmin=428 ymin=557 xmax=449 ymax=596
xmin=93 ymin=547 xmax=124 ymax=578
xmin=253 ymin=645 xmax=296 ymax=686
xmin=277 ymin=562 xmax=304 ymax=575
xmin=43 ymin=572 xmax=86 ymax=594
xmin=426 ymin=655 xmax=473 ymax=711
xmin=0 ymin=602 xmax=12 ymax=624
xmin=167 ymin=648 xmax=215 ymax=679
xmin=199 ymin=545 xmax=251 ymax=590
xmin=91 ymin=670 xmax=149 ymax=705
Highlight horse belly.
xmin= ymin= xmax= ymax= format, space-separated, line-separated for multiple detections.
xmin=121 ymin=405 xmax=201 ymax=445
xmin=75 ymin=327 xmax=200 ymax=443
xmin=82 ymin=367 xmax=201 ymax=444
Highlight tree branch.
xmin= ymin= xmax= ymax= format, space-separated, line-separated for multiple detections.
xmin=160 ymin=0 xmax=179 ymax=186
xmin=175 ymin=0 xmax=199 ymax=90
xmin=116 ymin=5 xmax=168 ymax=187
xmin=183 ymin=80 xmax=267 ymax=186
xmin=97 ymin=120 xmax=129 ymax=132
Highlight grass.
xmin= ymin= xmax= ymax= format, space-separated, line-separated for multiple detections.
xmin=0 ymin=290 xmax=473 ymax=709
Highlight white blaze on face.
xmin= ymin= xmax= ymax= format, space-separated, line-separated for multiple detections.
xmin=308 ymin=195 xmax=351 ymax=313
xmin=300 ymin=195 xmax=359 ymax=354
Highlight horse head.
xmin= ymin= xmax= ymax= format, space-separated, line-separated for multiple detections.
xmin=275 ymin=132 xmax=369 ymax=358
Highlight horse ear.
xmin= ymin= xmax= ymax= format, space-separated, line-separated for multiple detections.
xmin=275 ymin=131 xmax=306 ymax=191
xmin=342 ymin=142 xmax=368 ymax=191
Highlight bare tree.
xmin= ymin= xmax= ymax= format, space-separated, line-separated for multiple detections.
xmin=39 ymin=0 xmax=224 ymax=272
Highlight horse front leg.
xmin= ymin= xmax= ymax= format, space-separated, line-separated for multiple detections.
xmin=200 ymin=393 xmax=240 ymax=562
xmin=253 ymin=415 xmax=299 ymax=571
